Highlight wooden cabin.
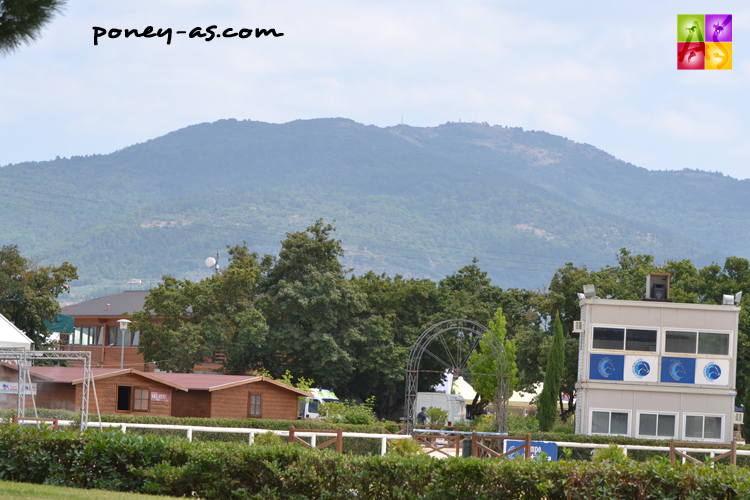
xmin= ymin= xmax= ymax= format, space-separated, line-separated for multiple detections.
xmin=61 ymin=291 xmax=225 ymax=373
xmin=150 ymin=373 xmax=310 ymax=420
xmin=0 ymin=363 xmax=185 ymax=416
xmin=60 ymin=291 xmax=151 ymax=371
xmin=0 ymin=364 xmax=309 ymax=420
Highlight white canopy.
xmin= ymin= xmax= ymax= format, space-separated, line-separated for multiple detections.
xmin=0 ymin=313 xmax=33 ymax=350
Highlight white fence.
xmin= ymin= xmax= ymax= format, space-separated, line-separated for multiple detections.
xmin=555 ymin=440 xmax=750 ymax=463
xmin=47 ymin=420 xmax=411 ymax=456
xmin=13 ymin=419 xmax=750 ymax=462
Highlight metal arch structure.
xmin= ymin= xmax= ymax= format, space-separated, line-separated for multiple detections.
xmin=405 ymin=319 xmax=510 ymax=433
xmin=0 ymin=348 xmax=92 ymax=432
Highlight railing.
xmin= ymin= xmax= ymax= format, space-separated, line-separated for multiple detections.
xmin=76 ymin=421 xmax=410 ymax=455
xmin=413 ymin=429 xmax=465 ymax=458
xmin=471 ymin=432 xmax=531 ymax=459
xmin=413 ymin=429 xmax=532 ymax=458
xmin=289 ymin=426 xmax=343 ymax=453
xmin=11 ymin=415 xmax=59 ymax=430
xmin=555 ymin=440 xmax=750 ymax=464
xmin=9 ymin=418 xmax=750 ymax=463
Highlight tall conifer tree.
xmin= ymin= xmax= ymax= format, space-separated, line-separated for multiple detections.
xmin=537 ymin=312 xmax=565 ymax=431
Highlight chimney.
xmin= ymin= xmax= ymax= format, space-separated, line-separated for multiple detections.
xmin=107 ymin=303 xmax=110 ymax=311
xmin=645 ymin=273 xmax=671 ymax=301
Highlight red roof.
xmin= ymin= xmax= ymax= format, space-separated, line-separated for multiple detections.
xmin=148 ymin=373 xmax=311 ymax=395
xmin=0 ymin=362 xmax=310 ymax=396
xmin=27 ymin=366 xmax=128 ymax=383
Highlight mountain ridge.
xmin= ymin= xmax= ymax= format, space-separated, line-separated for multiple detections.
xmin=1 ymin=118 xmax=747 ymax=300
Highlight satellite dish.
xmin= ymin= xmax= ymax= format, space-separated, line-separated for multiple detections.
xmin=205 ymin=257 xmax=216 ymax=268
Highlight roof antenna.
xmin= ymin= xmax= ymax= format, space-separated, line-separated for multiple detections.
xmin=205 ymin=249 xmax=220 ymax=275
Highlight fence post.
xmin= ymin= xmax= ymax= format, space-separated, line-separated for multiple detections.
xmin=53 ymin=417 xmax=58 ymax=431
xmin=669 ymin=439 xmax=675 ymax=464
xmin=525 ymin=434 xmax=531 ymax=459
xmin=186 ymin=427 xmax=193 ymax=442
xmin=11 ymin=414 xmax=17 ymax=425
xmin=121 ymin=424 xmax=127 ymax=434
xmin=311 ymin=433 xmax=317 ymax=448
xmin=249 ymin=431 xmax=255 ymax=445
xmin=381 ymin=436 xmax=387 ymax=456
xmin=289 ymin=426 xmax=295 ymax=445
xmin=336 ymin=428 xmax=343 ymax=453
xmin=471 ymin=432 xmax=477 ymax=457
xmin=731 ymin=439 xmax=737 ymax=466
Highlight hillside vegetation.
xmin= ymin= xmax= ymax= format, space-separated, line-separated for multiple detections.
xmin=1 ymin=118 xmax=747 ymax=299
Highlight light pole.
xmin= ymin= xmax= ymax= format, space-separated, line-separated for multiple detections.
xmin=117 ymin=319 xmax=131 ymax=370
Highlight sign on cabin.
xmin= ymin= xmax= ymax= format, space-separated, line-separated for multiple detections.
xmin=0 ymin=381 xmax=37 ymax=395
xmin=150 ymin=391 xmax=170 ymax=403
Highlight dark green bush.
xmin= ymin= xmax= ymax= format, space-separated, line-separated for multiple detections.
xmin=2 ymin=424 xmax=750 ymax=499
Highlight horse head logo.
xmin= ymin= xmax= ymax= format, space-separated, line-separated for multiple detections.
xmin=670 ymin=361 xmax=687 ymax=381
xmin=633 ymin=360 xmax=651 ymax=378
xmin=704 ymin=363 xmax=722 ymax=382
xmin=598 ymin=358 xmax=616 ymax=378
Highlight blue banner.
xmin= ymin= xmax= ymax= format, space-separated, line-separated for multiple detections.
xmin=589 ymin=354 xmax=624 ymax=381
xmin=504 ymin=440 xmax=557 ymax=461
xmin=660 ymin=357 xmax=696 ymax=384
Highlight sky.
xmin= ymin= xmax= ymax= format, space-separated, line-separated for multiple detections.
xmin=1 ymin=0 xmax=749 ymax=179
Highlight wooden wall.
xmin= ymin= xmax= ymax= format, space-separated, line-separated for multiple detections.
xmin=74 ymin=373 xmax=173 ymax=416
xmin=171 ymin=391 xmax=211 ymax=418
xmin=210 ymin=381 xmax=299 ymax=420
xmin=0 ymin=365 xmax=77 ymax=411
xmin=63 ymin=346 xmax=150 ymax=371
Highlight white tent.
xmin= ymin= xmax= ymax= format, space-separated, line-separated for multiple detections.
xmin=0 ymin=313 xmax=33 ymax=350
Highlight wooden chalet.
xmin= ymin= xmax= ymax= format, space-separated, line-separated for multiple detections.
xmin=149 ymin=373 xmax=311 ymax=419
xmin=61 ymin=291 xmax=151 ymax=371
xmin=0 ymin=364 xmax=310 ymax=420
xmin=61 ymin=291 xmax=225 ymax=373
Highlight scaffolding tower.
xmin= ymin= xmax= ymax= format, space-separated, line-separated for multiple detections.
xmin=0 ymin=348 xmax=92 ymax=432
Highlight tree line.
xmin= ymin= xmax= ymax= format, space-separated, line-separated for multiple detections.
xmin=127 ymin=220 xmax=749 ymax=420
xmin=2 ymin=220 xmax=748 ymax=424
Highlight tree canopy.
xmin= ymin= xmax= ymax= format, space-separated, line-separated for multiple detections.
xmin=0 ymin=244 xmax=77 ymax=347
xmin=129 ymin=221 xmax=749 ymax=421
xmin=0 ymin=0 xmax=66 ymax=54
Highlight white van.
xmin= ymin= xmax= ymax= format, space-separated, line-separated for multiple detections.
xmin=416 ymin=392 xmax=466 ymax=425
xmin=299 ymin=388 xmax=340 ymax=419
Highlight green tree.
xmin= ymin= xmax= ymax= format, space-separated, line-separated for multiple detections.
xmin=468 ymin=308 xmax=519 ymax=404
xmin=259 ymin=220 xmax=367 ymax=389
xmin=0 ymin=0 xmax=66 ymax=54
xmin=537 ymin=312 xmax=564 ymax=432
xmin=0 ymin=244 xmax=77 ymax=347
xmin=131 ymin=243 xmax=268 ymax=373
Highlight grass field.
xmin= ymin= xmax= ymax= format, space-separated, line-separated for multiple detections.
xmin=0 ymin=481 xmax=173 ymax=499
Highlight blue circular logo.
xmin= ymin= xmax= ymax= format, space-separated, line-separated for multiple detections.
xmin=704 ymin=362 xmax=722 ymax=381
xmin=670 ymin=361 xmax=686 ymax=381
xmin=633 ymin=360 xmax=651 ymax=378
xmin=598 ymin=358 xmax=615 ymax=378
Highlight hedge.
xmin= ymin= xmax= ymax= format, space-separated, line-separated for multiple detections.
xmin=1 ymin=424 xmax=750 ymax=499
xmin=0 ymin=409 xmax=391 ymax=433
xmin=0 ymin=409 xmax=388 ymax=456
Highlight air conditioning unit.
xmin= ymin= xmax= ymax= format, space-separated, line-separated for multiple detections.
xmin=573 ymin=321 xmax=583 ymax=333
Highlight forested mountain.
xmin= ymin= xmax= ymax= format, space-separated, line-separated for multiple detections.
xmin=1 ymin=118 xmax=748 ymax=300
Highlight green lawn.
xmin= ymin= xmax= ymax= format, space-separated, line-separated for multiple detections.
xmin=0 ymin=481 xmax=173 ymax=500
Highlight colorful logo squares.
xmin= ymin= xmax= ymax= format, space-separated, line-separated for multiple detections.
xmin=677 ymin=14 xmax=732 ymax=70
